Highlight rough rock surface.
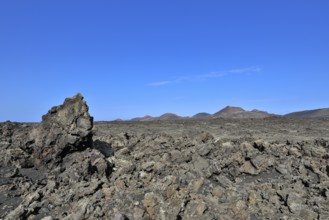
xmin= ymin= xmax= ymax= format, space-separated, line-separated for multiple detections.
xmin=31 ymin=93 xmax=93 ymax=167
xmin=0 ymin=94 xmax=112 ymax=219
xmin=1 ymin=95 xmax=329 ymax=219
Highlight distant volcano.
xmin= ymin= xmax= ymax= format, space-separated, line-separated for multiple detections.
xmin=192 ymin=112 xmax=212 ymax=119
xmin=213 ymin=106 xmax=245 ymax=117
xmin=158 ymin=113 xmax=182 ymax=120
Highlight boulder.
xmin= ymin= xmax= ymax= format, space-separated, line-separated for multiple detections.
xmin=30 ymin=93 xmax=93 ymax=166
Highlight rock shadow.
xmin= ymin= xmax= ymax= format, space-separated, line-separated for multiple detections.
xmin=93 ymin=140 xmax=114 ymax=157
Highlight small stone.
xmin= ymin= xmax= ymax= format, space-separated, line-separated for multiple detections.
xmin=4 ymin=167 xmax=19 ymax=178
xmin=253 ymin=140 xmax=268 ymax=152
xmin=275 ymin=164 xmax=291 ymax=175
xmin=141 ymin=161 xmax=155 ymax=172
xmin=143 ymin=193 xmax=159 ymax=219
xmin=196 ymin=202 xmax=207 ymax=215
xmin=288 ymin=147 xmax=302 ymax=157
xmin=133 ymin=207 xmax=145 ymax=219
xmin=198 ymin=145 xmax=212 ymax=156
xmin=251 ymin=154 xmax=275 ymax=170
xmin=193 ymin=154 xmax=210 ymax=173
xmin=39 ymin=207 xmax=50 ymax=214
xmin=239 ymin=161 xmax=258 ymax=175
xmin=95 ymin=190 xmax=105 ymax=200
xmin=286 ymin=192 xmax=307 ymax=215
xmin=188 ymin=178 xmax=204 ymax=193
xmin=248 ymin=191 xmax=259 ymax=206
xmin=212 ymin=186 xmax=225 ymax=198
xmin=113 ymin=213 xmax=129 ymax=220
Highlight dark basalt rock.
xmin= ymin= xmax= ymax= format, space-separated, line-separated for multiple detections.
xmin=1 ymin=96 xmax=329 ymax=219
xmin=30 ymin=93 xmax=93 ymax=166
xmin=0 ymin=94 xmax=113 ymax=219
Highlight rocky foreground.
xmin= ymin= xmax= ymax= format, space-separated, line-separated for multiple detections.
xmin=1 ymin=95 xmax=329 ymax=219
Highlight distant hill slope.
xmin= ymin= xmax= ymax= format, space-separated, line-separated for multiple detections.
xmin=131 ymin=113 xmax=183 ymax=121
xmin=212 ymin=106 xmax=272 ymax=119
xmin=226 ymin=109 xmax=273 ymax=119
xmin=213 ymin=106 xmax=245 ymax=117
xmin=130 ymin=115 xmax=154 ymax=121
xmin=192 ymin=112 xmax=212 ymax=119
xmin=158 ymin=113 xmax=182 ymax=120
xmin=285 ymin=108 xmax=329 ymax=119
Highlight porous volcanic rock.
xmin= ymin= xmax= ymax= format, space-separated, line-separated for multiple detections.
xmin=30 ymin=93 xmax=93 ymax=166
xmin=1 ymin=96 xmax=329 ymax=219
xmin=0 ymin=94 xmax=113 ymax=219
xmin=92 ymin=119 xmax=329 ymax=219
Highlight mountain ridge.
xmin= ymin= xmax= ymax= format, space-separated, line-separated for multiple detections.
xmin=284 ymin=108 xmax=329 ymax=119
xmin=128 ymin=106 xmax=329 ymax=121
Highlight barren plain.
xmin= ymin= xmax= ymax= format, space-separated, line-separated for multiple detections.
xmin=1 ymin=95 xmax=329 ymax=219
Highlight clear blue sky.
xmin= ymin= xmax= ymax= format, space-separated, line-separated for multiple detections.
xmin=1 ymin=0 xmax=328 ymax=122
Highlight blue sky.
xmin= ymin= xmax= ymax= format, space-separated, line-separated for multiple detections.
xmin=1 ymin=0 xmax=328 ymax=122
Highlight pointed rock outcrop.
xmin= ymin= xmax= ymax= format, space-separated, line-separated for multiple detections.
xmin=31 ymin=93 xmax=93 ymax=166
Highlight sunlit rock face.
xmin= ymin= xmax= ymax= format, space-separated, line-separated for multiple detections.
xmin=30 ymin=93 xmax=94 ymax=166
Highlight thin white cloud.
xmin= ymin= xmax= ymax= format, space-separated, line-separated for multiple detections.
xmin=147 ymin=81 xmax=172 ymax=86
xmin=197 ymin=72 xmax=226 ymax=79
xmin=200 ymin=66 xmax=262 ymax=79
xmin=147 ymin=77 xmax=188 ymax=87
xmin=227 ymin=66 xmax=262 ymax=73
xmin=147 ymin=66 xmax=261 ymax=87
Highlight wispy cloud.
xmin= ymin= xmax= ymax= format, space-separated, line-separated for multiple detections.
xmin=199 ymin=66 xmax=262 ymax=79
xmin=227 ymin=66 xmax=262 ymax=73
xmin=147 ymin=66 xmax=262 ymax=87
xmin=147 ymin=77 xmax=189 ymax=87
xmin=147 ymin=81 xmax=172 ymax=86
